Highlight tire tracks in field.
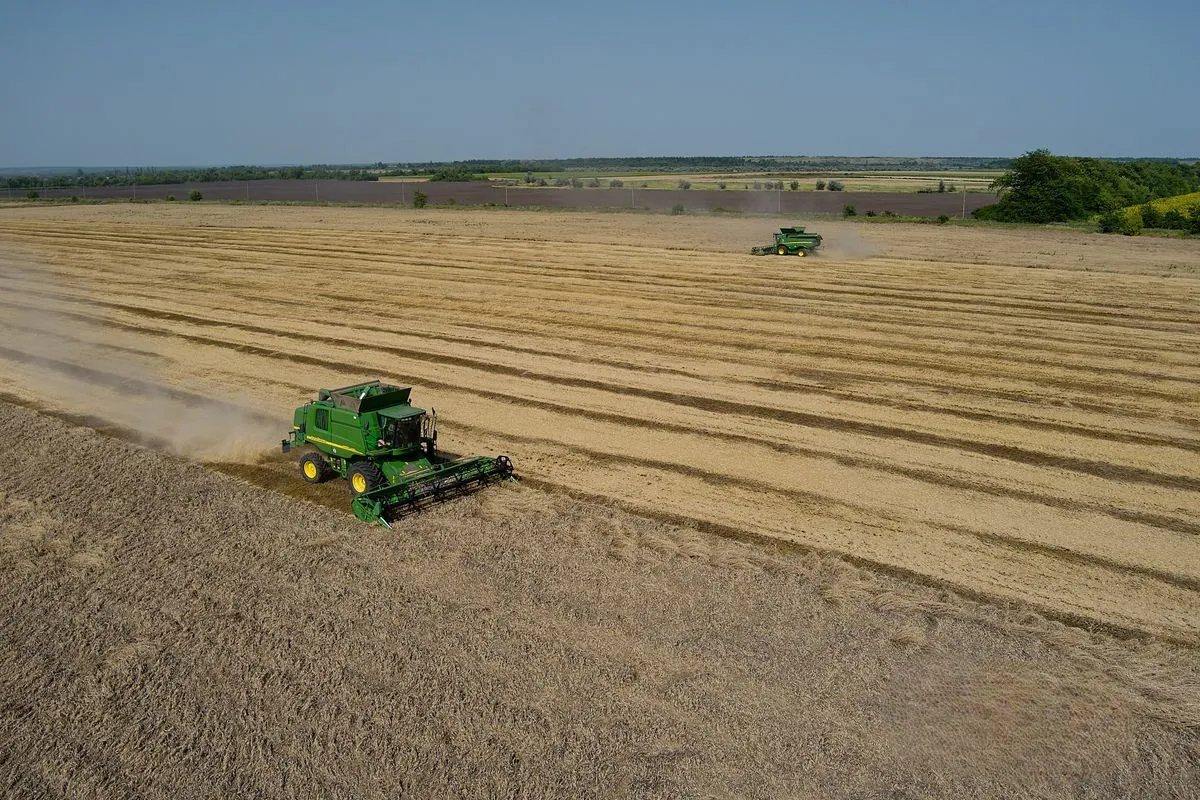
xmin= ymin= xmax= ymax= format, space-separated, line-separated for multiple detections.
xmin=515 ymin=476 xmax=1199 ymax=648
xmin=2 ymin=389 xmax=1194 ymax=646
xmin=18 ymin=224 xmax=1200 ymax=328
xmin=14 ymin=246 xmax=1200 ymax=408
xmin=22 ymin=252 xmax=1200 ymax=401
xmin=3 ymin=306 xmax=1199 ymax=541
xmin=4 ymin=290 xmax=1199 ymax=492
xmin=5 ymin=276 xmax=1199 ymax=438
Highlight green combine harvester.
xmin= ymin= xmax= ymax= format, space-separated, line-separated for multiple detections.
xmin=750 ymin=226 xmax=823 ymax=257
xmin=282 ymin=380 xmax=513 ymax=527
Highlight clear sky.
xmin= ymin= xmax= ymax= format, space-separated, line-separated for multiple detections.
xmin=1 ymin=0 xmax=1196 ymax=166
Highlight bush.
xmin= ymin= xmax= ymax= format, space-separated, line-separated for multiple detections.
xmin=1188 ymin=206 xmax=1200 ymax=235
xmin=718 ymin=182 xmax=726 ymax=190
xmin=609 ymin=179 xmax=624 ymax=188
xmin=937 ymin=214 xmax=950 ymax=224
xmin=842 ymin=204 xmax=856 ymax=217
xmin=865 ymin=210 xmax=877 ymax=217
xmin=570 ymin=177 xmax=583 ymax=189
xmin=166 ymin=195 xmax=175 ymax=201
xmin=446 ymin=197 xmax=457 ymax=206
xmin=1162 ymin=209 xmax=1187 ymax=230
xmin=26 ymin=190 xmax=38 ymax=199
xmin=536 ymin=178 xmax=548 ymax=186
xmin=815 ymin=180 xmax=826 ymax=190
xmin=938 ymin=180 xmax=947 ymax=193
xmin=70 ymin=196 xmax=79 ymax=202
xmin=1098 ymin=209 xmax=1142 ymax=235
xmin=678 ymin=180 xmax=691 ymax=190
xmin=188 ymin=190 xmax=202 ymax=201
xmin=789 ymin=180 xmax=799 ymax=191
xmin=827 ymin=180 xmax=845 ymax=192
xmin=1096 ymin=210 xmax=1123 ymax=233
xmin=412 ymin=191 xmax=427 ymax=208
xmin=554 ymin=177 xmax=570 ymax=187
xmin=588 ymin=177 xmax=601 ymax=188
xmin=671 ymin=204 xmax=685 ymax=215
xmin=752 ymin=181 xmax=762 ymax=190
xmin=1140 ymin=203 xmax=1163 ymax=228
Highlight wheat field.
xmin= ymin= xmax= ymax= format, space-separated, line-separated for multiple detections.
xmin=0 ymin=204 xmax=1197 ymax=640
xmin=1 ymin=203 xmax=1199 ymax=796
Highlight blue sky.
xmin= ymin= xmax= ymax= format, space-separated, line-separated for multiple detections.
xmin=1 ymin=0 xmax=1196 ymax=166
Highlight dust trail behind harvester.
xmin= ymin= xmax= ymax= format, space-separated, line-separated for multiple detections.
xmin=819 ymin=225 xmax=878 ymax=260
xmin=0 ymin=250 xmax=278 ymax=463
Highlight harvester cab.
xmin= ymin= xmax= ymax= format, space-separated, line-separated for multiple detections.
xmin=283 ymin=380 xmax=513 ymax=527
xmin=750 ymin=226 xmax=823 ymax=257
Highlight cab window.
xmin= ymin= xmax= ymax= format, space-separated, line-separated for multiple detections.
xmin=315 ymin=408 xmax=329 ymax=430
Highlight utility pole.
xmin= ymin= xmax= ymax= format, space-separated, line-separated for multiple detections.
xmin=962 ymin=183 xmax=967 ymax=219
xmin=245 ymin=182 xmax=249 ymax=202
xmin=315 ymin=182 xmax=319 ymax=202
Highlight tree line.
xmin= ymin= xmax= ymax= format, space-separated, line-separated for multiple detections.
xmin=2 ymin=165 xmax=379 ymax=190
xmin=973 ymin=150 xmax=1200 ymax=225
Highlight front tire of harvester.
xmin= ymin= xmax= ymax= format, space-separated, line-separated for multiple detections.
xmin=299 ymin=452 xmax=330 ymax=484
xmin=347 ymin=461 xmax=385 ymax=496
xmin=776 ymin=245 xmax=787 ymax=256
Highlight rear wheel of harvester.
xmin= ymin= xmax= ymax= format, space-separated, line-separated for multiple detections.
xmin=299 ymin=452 xmax=331 ymax=483
xmin=776 ymin=245 xmax=787 ymax=256
xmin=347 ymin=461 xmax=385 ymax=496
xmin=796 ymin=248 xmax=806 ymax=257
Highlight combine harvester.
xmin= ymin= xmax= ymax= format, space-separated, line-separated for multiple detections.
xmin=750 ymin=226 xmax=823 ymax=257
xmin=282 ymin=380 xmax=513 ymax=527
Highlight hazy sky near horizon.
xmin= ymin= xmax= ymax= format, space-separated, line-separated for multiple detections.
xmin=1 ymin=0 xmax=1196 ymax=166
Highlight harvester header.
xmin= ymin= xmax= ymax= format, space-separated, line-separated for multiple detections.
xmin=283 ymin=380 xmax=513 ymax=526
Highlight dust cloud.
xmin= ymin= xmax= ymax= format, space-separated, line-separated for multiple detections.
xmin=819 ymin=226 xmax=878 ymax=260
xmin=0 ymin=251 xmax=278 ymax=463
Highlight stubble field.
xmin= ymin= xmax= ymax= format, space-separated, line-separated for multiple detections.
xmin=1 ymin=203 xmax=1199 ymax=797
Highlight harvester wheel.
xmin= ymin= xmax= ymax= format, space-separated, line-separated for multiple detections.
xmin=796 ymin=248 xmax=806 ymax=257
xmin=776 ymin=245 xmax=788 ymax=256
xmin=496 ymin=455 xmax=514 ymax=478
xmin=347 ymin=461 xmax=385 ymax=496
xmin=299 ymin=452 xmax=331 ymax=484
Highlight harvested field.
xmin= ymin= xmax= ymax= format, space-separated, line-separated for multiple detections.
xmin=2 ymin=403 xmax=1199 ymax=798
xmin=1 ymin=203 xmax=1199 ymax=795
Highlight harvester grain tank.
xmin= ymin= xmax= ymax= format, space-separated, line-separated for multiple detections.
xmin=750 ymin=226 xmax=822 ymax=256
xmin=282 ymin=380 xmax=513 ymax=527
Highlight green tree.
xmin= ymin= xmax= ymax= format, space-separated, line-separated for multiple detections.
xmin=188 ymin=190 xmax=202 ymax=201
xmin=789 ymin=180 xmax=799 ymax=191
xmin=815 ymin=180 xmax=826 ymax=190
xmin=412 ymin=191 xmax=427 ymax=208
xmin=827 ymin=180 xmax=845 ymax=191
xmin=678 ymin=180 xmax=691 ymax=190
xmin=842 ymin=204 xmax=856 ymax=217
